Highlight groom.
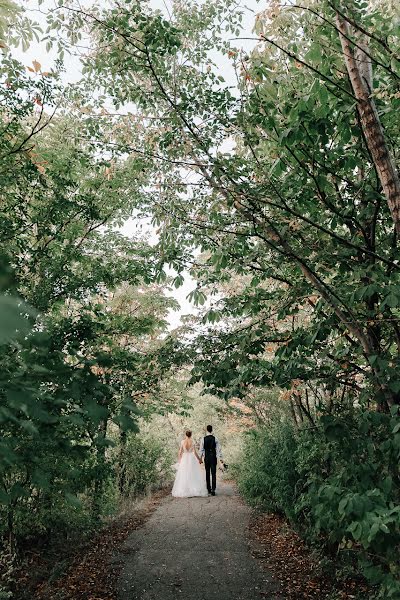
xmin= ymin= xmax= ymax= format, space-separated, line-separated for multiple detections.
xmin=199 ymin=425 xmax=224 ymax=496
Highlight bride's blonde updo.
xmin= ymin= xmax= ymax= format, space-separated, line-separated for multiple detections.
xmin=185 ymin=430 xmax=192 ymax=438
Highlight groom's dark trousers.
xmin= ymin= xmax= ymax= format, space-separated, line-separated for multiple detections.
xmin=203 ymin=434 xmax=218 ymax=493
xmin=205 ymin=458 xmax=217 ymax=493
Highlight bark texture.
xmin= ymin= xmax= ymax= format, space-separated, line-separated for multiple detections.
xmin=336 ymin=12 xmax=400 ymax=237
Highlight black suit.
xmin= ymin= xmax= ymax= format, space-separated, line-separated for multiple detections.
xmin=203 ymin=434 xmax=217 ymax=493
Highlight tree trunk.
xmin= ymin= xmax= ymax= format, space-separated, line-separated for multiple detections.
xmin=336 ymin=11 xmax=400 ymax=237
xmin=118 ymin=427 xmax=127 ymax=496
xmin=289 ymin=398 xmax=299 ymax=427
xmin=92 ymin=417 xmax=108 ymax=520
xmin=7 ymin=504 xmax=15 ymax=554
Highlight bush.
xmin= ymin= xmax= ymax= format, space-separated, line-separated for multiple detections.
xmin=117 ymin=434 xmax=173 ymax=497
xmin=236 ymin=409 xmax=400 ymax=598
xmin=0 ymin=545 xmax=14 ymax=600
xmin=0 ymin=448 xmax=110 ymax=543
xmin=236 ymin=420 xmax=298 ymax=520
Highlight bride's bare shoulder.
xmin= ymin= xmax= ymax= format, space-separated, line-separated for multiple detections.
xmin=182 ymin=438 xmax=194 ymax=449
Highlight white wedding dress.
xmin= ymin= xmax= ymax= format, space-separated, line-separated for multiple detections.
xmin=172 ymin=441 xmax=208 ymax=498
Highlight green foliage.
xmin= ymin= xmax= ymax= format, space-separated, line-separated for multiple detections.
xmin=236 ymin=421 xmax=298 ymax=520
xmin=237 ymin=409 xmax=400 ymax=598
xmin=2 ymin=2 xmax=400 ymax=599
xmin=0 ymin=453 xmax=104 ymax=539
xmin=117 ymin=434 xmax=173 ymax=497
xmin=0 ymin=293 xmax=37 ymax=345
xmin=48 ymin=0 xmax=400 ymax=415
xmin=0 ymin=39 xmax=190 ymax=563
xmin=0 ymin=0 xmax=41 ymax=50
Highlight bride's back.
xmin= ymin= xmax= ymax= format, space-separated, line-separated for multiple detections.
xmin=182 ymin=430 xmax=195 ymax=452
xmin=182 ymin=438 xmax=194 ymax=452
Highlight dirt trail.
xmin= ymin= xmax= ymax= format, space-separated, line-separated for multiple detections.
xmin=115 ymin=481 xmax=282 ymax=600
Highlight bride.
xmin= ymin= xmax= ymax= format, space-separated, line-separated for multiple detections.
xmin=172 ymin=430 xmax=208 ymax=498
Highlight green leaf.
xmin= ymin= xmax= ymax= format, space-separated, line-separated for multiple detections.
xmin=304 ymin=43 xmax=321 ymax=63
xmin=383 ymin=293 xmax=398 ymax=308
xmin=113 ymin=413 xmax=139 ymax=432
xmin=0 ymin=295 xmax=37 ymax=344
xmin=388 ymin=381 xmax=400 ymax=393
xmin=338 ymin=497 xmax=348 ymax=515
xmin=65 ymin=493 xmax=82 ymax=508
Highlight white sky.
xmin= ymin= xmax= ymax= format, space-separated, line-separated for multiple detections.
xmin=16 ymin=0 xmax=261 ymax=328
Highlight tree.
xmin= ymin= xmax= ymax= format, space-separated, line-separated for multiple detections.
xmin=0 ymin=43 xmax=186 ymax=545
xmin=16 ymin=1 xmax=399 ymax=594
xmin=50 ymin=0 xmax=400 ymax=411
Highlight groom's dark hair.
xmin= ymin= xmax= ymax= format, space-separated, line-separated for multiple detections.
xmin=206 ymin=425 xmax=213 ymax=433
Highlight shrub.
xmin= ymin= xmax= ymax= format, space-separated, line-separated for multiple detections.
xmin=236 ymin=408 xmax=400 ymax=598
xmin=117 ymin=434 xmax=173 ymax=497
xmin=0 ymin=447 xmax=110 ymax=543
xmin=0 ymin=545 xmax=14 ymax=600
xmin=298 ymin=411 xmax=400 ymax=598
xmin=236 ymin=420 xmax=298 ymax=520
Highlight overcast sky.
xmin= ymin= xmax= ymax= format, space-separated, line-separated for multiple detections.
xmin=17 ymin=0 xmax=261 ymax=328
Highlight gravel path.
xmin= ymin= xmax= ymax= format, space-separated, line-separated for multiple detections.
xmin=116 ymin=481 xmax=282 ymax=600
